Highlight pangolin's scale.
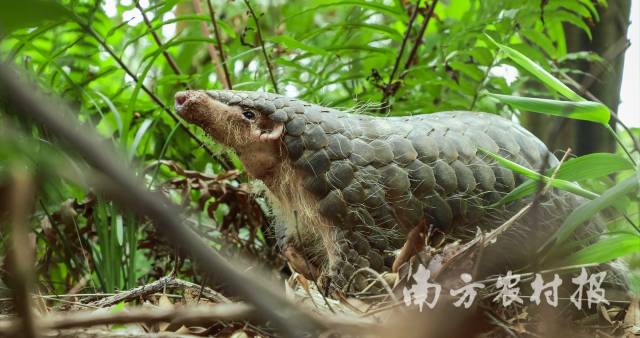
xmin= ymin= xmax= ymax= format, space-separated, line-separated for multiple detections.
xmin=207 ymin=90 xmax=564 ymax=286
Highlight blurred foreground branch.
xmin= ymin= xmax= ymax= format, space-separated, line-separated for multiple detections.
xmin=4 ymin=168 xmax=37 ymax=338
xmin=0 ymin=303 xmax=254 ymax=337
xmin=0 ymin=63 xmax=324 ymax=337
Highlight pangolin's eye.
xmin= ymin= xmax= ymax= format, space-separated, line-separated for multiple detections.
xmin=242 ymin=110 xmax=256 ymax=120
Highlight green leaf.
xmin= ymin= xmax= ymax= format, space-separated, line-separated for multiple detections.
xmin=128 ymin=119 xmax=154 ymax=159
xmin=115 ymin=214 xmax=124 ymax=246
xmin=480 ymin=148 xmax=600 ymax=200
xmin=547 ymin=174 xmax=639 ymax=248
xmin=560 ymin=232 xmax=640 ymax=266
xmin=0 ymin=0 xmax=70 ymax=34
xmin=579 ymin=0 xmax=600 ymax=20
xmin=96 ymin=113 xmax=119 ymax=138
xmin=550 ymin=153 xmax=635 ymax=180
xmin=111 ymin=301 xmax=126 ymax=313
xmin=94 ymin=91 xmax=126 ymax=137
xmin=270 ymin=35 xmax=328 ymax=55
xmin=484 ymin=33 xmax=583 ymax=101
xmin=488 ymin=93 xmax=611 ymax=124
xmin=284 ymin=1 xmax=404 ymax=22
xmin=551 ymin=11 xmax=593 ymax=40
xmin=520 ymin=29 xmax=556 ymax=57
xmin=492 ymin=153 xmax=634 ymax=207
xmin=449 ymin=61 xmax=484 ymax=81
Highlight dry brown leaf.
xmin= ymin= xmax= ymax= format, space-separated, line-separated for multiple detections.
xmin=283 ymin=245 xmax=318 ymax=280
xmin=599 ymin=303 xmax=613 ymax=324
xmin=624 ymin=297 xmax=640 ymax=335
xmin=158 ymin=294 xmax=173 ymax=308
xmin=392 ymin=221 xmax=428 ymax=273
xmin=158 ymin=294 xmax=173 ymax=331
xmin=294 ymin=273 xmax=311 ymax=293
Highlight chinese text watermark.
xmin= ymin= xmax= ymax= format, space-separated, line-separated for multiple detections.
xmin=403 ymin=266 xmax=608 ymax=311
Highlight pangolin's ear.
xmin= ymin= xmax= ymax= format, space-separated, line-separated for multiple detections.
xmin=250 ymin=122 xmax=284 ymax=142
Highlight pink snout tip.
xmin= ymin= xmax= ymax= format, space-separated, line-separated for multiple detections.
xmin=174 ymin=91 xmax=188 ymax=114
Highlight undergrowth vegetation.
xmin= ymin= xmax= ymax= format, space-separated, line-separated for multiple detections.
xmin=0 ymin=0 xmax=638 ymax=313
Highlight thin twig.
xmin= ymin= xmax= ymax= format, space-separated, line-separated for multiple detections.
xmin=243 ymin=0 xmax=279 ymax=93
xmin=135 ymin=0 xmax=188 ymax=88
xmin=192 ymin=0 xmax=230 ymax=89
xmin=380 ymin=0 xmax=439 ymax=112
xmin=542 ymin=148 xmax=572 ymax=193
xmin=206 ymin=0 xmax=232 ymax=89
xmin=469 ymin=30 xmax=517 ymax=111
xmin=0 ymin=63 xmax=325 ymax=337
xmin=468 ymin=57 xmax=500 ymax=111
xmin=379 ymin=0 xmax=421 ymax=111
xmin=401 ymin=0 xmax=439 ymax=74
xmin=388 ymin=0 xmax=421 ymax=86
xmin=87 ymin=275 xmax=230 ymax=308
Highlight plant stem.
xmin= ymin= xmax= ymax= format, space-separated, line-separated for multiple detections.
xmin=135 ymin=0 xmax=188 ymax=88
xmin=606 ymin=124 xmax=637 ymax=166
xmin=243 ymin=0 xmax=279 ymax=93
xmin=206 ymin=0 xmax=232 ymax=89
xmin=193 ymin=0 xmax=230 ymax=89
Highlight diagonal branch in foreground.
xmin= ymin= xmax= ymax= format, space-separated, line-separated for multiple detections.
xmin=0 ymin=303 xmax=255 ymax=336
xmin=0 ymin=63 xmax=324 ymax=338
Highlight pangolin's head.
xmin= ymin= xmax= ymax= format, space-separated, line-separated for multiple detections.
xmin=175 ymin=89 xmax=326 ymax=180
xmin=174 ymin=90 xmax=287 ymax=149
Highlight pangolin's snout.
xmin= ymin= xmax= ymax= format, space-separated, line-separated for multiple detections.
xmin=174 ymin=91 xmax=189 ymax=116
xmin=174 ymin=90 xmax=212 ymax=121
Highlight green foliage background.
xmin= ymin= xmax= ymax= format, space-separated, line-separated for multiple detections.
xmin=0 ymin=0 xmax=638 ymax=297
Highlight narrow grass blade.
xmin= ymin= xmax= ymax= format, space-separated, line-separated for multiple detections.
xmin=492 ymin=153 xmax=634 ymax=206
xmin=484 ymin=33 xmax=583 ymax=101
xmin=546 ymin=174 xmax=639 ymax=248
xmin=559 ymin=232 xmax=640 ymax=266
xmin=480 ymin=149 xmax=599 ymax=200
xmin=488 ymin=93 xmax=610 ymax=124
xmin=271 ymin=35 xmax=328 ymax=55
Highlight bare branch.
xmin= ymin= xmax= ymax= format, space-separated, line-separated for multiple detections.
xmin=206 ymin=0 xmax=233 ymax=89
xmin=379 ymin=0 xmax=421 ymax=112
xmin=380 ymin=0 xmax=439 ymax=112
xmin=243 ymin=0 xmax=279 ymax=93
xmin=135 ymin=0 xmax=188 ymax=87
xmin=401 ymin=0 xmax=439 ymax=73
xmin=87 ymin=275 xmax=230 ymax=308
xmin=193 ymin=0 xmax=231 ymax=90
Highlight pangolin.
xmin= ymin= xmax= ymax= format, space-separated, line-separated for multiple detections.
xmin=174 ymin=89 xmax=585 ymax=289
